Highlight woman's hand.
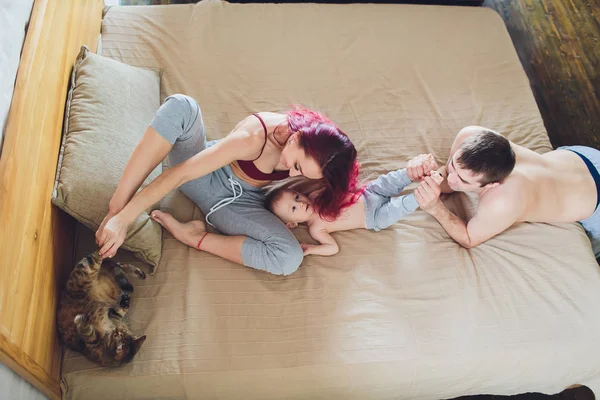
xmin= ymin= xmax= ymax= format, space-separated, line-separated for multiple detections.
xmin=96 ymin=214 xmax=129 ymax=258
xmin=96 ymin=210 xmax=117 ymax=246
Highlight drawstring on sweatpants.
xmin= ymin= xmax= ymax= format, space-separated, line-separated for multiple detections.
xmin=205 ymin=176 xmax=243 ymax=228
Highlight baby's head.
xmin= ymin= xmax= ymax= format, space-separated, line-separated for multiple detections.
xmin=265 ymin=189 xmax=315 ymax=228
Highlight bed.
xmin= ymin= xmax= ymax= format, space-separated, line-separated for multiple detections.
xmin=1 ymin=1 xmax=600 ymax=399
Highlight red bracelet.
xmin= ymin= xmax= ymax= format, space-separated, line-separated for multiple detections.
xmin=196 ymin=232 xmax=208 ymax=251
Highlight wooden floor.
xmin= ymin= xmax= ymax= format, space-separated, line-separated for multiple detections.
xmin=483 ymin=0 xmax=600 ymax=149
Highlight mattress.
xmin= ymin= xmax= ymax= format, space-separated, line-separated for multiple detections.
xmin=61 ymin=1 xmax=600 ymax=399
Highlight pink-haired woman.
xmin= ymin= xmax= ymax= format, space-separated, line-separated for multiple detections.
xmin=96 ymin=94 xmax=360 ymax=275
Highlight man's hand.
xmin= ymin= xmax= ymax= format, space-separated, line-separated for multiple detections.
xmin=407 ymin=154 xmax=439 ymax=182
xmin=415 ymin=175 xmax=442 ymax=212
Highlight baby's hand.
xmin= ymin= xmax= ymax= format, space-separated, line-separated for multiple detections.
xmin=429 ymin=170 xmax=444 ymax=185
xmin=300 ymin=243 xmax=313 ymax=256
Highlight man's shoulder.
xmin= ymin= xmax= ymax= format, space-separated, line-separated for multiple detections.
xmin=479 ymin=181 xmax=524 ymax=213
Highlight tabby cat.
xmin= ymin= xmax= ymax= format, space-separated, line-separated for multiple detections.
xmin=58 ymin=251 xmax=147 ymax=367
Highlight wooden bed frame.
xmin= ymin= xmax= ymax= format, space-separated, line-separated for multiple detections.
xmin=0 ymin=0 xmax=104 ymax=398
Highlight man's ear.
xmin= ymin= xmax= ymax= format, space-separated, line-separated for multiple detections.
xmin=483 ymin=181 xmax=500 ymax=189
xmin=286 ymin=222 xmax=298 ymax=229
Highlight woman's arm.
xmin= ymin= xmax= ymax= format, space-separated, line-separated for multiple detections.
xmin=97 ymin=130 xmax=262 ymax=257
xmin=121 ymin=136 xmax=251 ymax=223
xmin=109 ymin=127 xmax=173 ymax=214
xmin=96 ymin=127 xmax=173 ymax=241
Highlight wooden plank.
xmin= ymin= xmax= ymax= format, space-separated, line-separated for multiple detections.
xmin=483 ymin=0 xmax=600 ymax=148
xmin=0 ymin=0 xmax=104 ymax=398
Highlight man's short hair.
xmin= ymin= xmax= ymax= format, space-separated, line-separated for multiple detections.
xmin=457 ymin=130 xmax=516 ymax=186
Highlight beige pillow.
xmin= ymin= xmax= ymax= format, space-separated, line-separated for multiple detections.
xmin=53 ymin=46 xmax=162 ymax=272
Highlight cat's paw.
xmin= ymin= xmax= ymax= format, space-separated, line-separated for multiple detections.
xmin=134 ymin=268 xmax=146 ymax=280
xmin=120 ymin=292 xmax=131 ymax=309
xmin=118 ymin=263 xmax=146 ymax=280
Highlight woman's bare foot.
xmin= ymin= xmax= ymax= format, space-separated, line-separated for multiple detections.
xmin=151 ymin=210 xmax=206 ymax=249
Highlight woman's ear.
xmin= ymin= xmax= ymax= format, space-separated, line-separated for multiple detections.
xmin=288 ymin=131 xmax=301 ymax=145
xmin=286 ymin=222 xmax=298 ymax=229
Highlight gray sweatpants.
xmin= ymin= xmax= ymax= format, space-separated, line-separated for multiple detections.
xmin=363 ymin=169 xmax=419 ymax=231
xmin=150 ymin=94 xmax=303 ymax=275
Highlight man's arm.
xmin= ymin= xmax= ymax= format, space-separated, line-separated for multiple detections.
xmin=426 ymin=200 xmax=519 ymax=248
xmin=415 ymin=177 xmax=522 ymax=248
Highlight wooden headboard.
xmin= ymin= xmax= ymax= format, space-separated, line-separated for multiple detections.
xmin=0 ymin=0 xmax=104 ymax=398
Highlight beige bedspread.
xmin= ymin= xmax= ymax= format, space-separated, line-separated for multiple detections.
xmin=61 ymin=1 xmax=600 ymax=399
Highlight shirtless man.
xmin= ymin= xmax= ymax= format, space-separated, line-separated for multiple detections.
xmin=411 ymin=126 xmax=600 ymax=257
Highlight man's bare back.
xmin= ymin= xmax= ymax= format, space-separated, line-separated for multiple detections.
xmin=480 ymin=143 xmax=596 ymax=223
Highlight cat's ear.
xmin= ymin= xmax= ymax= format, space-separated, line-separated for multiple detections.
xmin=134 ymin=335 xmax=147 ymax=353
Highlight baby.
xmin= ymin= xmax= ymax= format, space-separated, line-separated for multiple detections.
xmin=266 ymin=157 xmax=442 ymax=256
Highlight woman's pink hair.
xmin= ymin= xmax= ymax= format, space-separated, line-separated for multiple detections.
xmin=287 ymin=106 xmax=362 ymax=221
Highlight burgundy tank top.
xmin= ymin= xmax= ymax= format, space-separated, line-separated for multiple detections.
xmin=236 ymin=114 xmax=289 ymax=181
